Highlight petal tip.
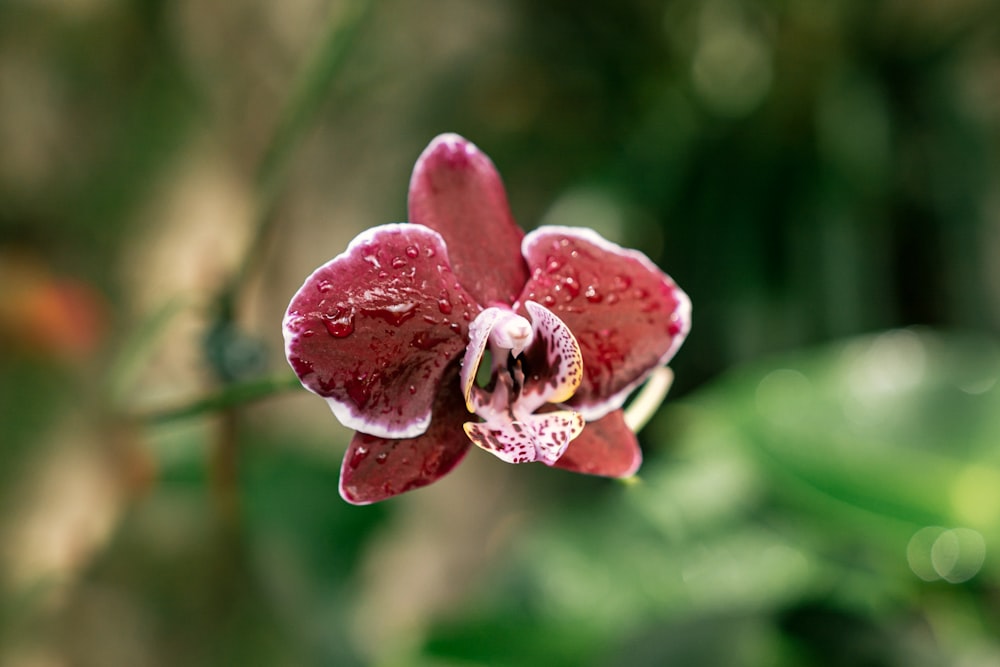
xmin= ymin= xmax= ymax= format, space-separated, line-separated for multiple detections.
xmin=415 ymin=133 xmax=483 ymax=174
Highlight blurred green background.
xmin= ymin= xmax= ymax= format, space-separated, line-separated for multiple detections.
xmin=2 ymin=0 xmax=1000 ymax=665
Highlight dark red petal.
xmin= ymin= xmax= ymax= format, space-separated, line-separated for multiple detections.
xmin=551 ymin=409 xmax=641 ymax=478
xmin=408 ymin=134 xmax=529 ymax=306
xmin=339 ymin=368 xmax=471 ymax=505
xmin=518 ymin=226 xmax=690 ymax=418
xmin=284 ymin=224 xmax=479 ymax=439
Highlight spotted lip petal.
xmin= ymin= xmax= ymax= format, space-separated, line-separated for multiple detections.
xmin=518 ymin=226 xmax=691 ymax=420
xmin=284 ymin=223 xmax=479 ymax=439
xmin=552 ymin=409 xmax=642 ymax=478
xmin=464 ymin=409 xmax=584 ymax=466
xmin=518 ymin=301 xmax=584 ymax=412
xmin=408 ymin=134 xmax=529 ymax=306
xmin=340 ymin=365 xmax=471 ymax=505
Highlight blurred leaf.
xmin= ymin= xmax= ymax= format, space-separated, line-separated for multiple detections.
xmin=420 ymin=330 xmax=1000 ymax=666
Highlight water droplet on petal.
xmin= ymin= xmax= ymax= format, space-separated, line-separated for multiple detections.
xmin=437 ymin=291 xmax=453 ymax=314
xmin=375 ymin=452 xmax=388 ymax=464
xmin=411 ymin=331 xmax=449 ymax=351
xmin=317 ymin=280 xmax=333 ymax=293
xmin=543 ymin=294 xmax=556 ymax=306
xmin=613 ymin=274 xmax=632 ymax=291
xmin=367 ymin=302 xmax=417 ymax=326
xmin=391 ymin=256 xmax=408 ymax=269
xmin=345 ymin=375 xmax=375 ymax=407
xmin=405 ymin=245 xmax=420 ymax=258
xmin=562 ymin=276 xmax=580 ymax=297
xmin=349 ymin=445 xmax=370 ymax=469
xmin=668 ymin=311 xmax=683 ymax=336
xmin=546 ymin=255 xmax=564 ymax=273
xmin=322 ymin=308 xmax=355 ymax=338
xmin=289 ymin=355 xmax=314 ymax=375
xmin=584 ymin=286 xmax=602 ymax=303
xmin=424 ymin=246 xmax=436 ymax=258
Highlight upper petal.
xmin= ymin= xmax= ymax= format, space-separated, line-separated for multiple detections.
xmin=340 ymin=365 xmax=471 ymax=505
xmin=551 ymin=408 xmax=642 ymax=478
xmin=284 ymin=224 xmax=479 ymax=439
xmin=408 ymin=134 xmax=529 ymax=306
xmin=518 ymin=226 xmax=691 ymax=418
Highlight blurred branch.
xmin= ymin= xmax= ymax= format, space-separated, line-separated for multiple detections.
xmin=137 ymin=374 xmax=302 ymax=425
xmin=106 ymin=296 xmax=189 ymax=408
xmin=222 ymin=0 xmax=373 ymax=313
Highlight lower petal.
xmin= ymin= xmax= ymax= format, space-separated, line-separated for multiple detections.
xmin=551 ymin=409 xmax=642 ymax=478
xmin=464 ymin=409 xmax=584 ymax=466
xmin=339 ymin=368 xmax=471 ymax=505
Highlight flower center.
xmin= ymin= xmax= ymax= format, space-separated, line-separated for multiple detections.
xmin=459 ymin=302 xmax=585 ymax=465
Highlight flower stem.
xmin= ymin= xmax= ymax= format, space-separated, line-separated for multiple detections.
xmin=623 ymin=366 xmax=674 ymax=433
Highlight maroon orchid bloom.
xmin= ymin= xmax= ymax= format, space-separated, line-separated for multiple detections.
xmin=283 ymin=134 xmax=690 ymax=504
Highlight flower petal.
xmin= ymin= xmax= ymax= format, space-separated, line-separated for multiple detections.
xmin=459 ymin=306 xmax=506 ymax=412
xmin=464 ymin=409 xmax=584 ymax=466
xmin=339 ymin=367 xmax=471 ymax=505
xmin=284 ymin=224 xmax=479 ymax=439
xmin=518 ymin=226 xmax=691 ymax=419
xmin=408 ymin=134 xmax=529 ymax=306
xmin=518 ymin=300 xmax=584 ymax=412
xmin=551 ymin=409 xmax=642 ymax=478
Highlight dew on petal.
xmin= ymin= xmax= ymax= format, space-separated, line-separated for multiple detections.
xmin=317 ymin=280 xmax=334 ymax=293
xmin=584 ymin=285 xmax=602 ymax=303
xmin=392 ymin=256 xmax=408 ymax=269
xmin=405 ymin=245 xmax=420 ymax=258
xmin=668 ymin=312 xmax=683 ymax=336
xmin=288 ymin=355 xmax=314 ymax=376
xmin=365 ymin=302 xmax=417 ymax=326
xmin=349 ymin=445 xmax=370 ymax=469
xmin=345 ymin=375 xmax=375 ymax=407
xmin=612 ymin=274 xmax=633 ymax=291
xmin=437 ymin=291 xmax=454 ymax=314
xmin=411 ymin=330 xmax=451 ymax=351
xmin=546 ymin=255 xmax=564 ymax=273
xmin=322 ymin=308 xmax=356 ymax=338
xmin=562 ymin=275 xmax=581 ymax=298
xmin=375 ymin=451 xmax=388 ymax=464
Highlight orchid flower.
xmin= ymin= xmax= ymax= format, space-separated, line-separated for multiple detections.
xmin=283 ymin=134 xmax=690 ymax=504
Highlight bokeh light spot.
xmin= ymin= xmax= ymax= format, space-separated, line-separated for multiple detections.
xmin=950 ymin=465 xmax=1000 ymax=528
